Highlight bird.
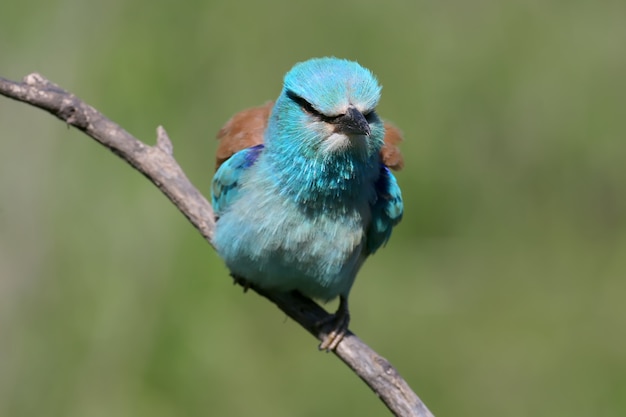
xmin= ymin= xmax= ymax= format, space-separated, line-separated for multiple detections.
xmin=211 ymin=57 xmax=404 ymax=350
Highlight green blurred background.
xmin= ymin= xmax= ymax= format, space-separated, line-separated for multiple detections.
xmin=1 ymin=0 xmax=625 ymax=416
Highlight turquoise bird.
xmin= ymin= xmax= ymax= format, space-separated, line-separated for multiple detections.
xmin=211 ymin=57 xmax=404 ymax=350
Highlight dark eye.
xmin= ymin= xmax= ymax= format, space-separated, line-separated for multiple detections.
xmin=286 ymin=90 xmax=321 ymax=116
xmin=364 ymin=110 xmax=377 ymax=123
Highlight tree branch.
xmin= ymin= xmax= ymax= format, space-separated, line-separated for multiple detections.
xmin=0 ymin=73 xmax=434 ymax=417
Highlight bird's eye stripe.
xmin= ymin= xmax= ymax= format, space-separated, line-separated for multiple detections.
xmin=286 ymin=90 xmax=376 ymax=126
xmin=364 ymin=111 xmax=377 ymax=122
xmin=286 ymin=90 xmax=320 ymax=116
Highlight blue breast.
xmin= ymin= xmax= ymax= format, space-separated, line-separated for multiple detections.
xmin=213 ymin=155 xmax=377 ymax=301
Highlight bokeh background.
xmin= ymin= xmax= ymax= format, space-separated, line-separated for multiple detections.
xmin=1 ymin=0 xmax=625 ymax=416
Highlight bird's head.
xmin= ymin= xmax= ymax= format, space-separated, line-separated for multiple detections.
xmin=267 ymin=57 xmax=385 ymax=161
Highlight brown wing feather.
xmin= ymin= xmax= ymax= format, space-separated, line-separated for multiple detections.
xmin=379 ymin=122 xmax=405 ymax=171
xmin=215 ymin=101 xmax=273 ymax=171
xmin=215 ymin=102 xmax=404 ymax=171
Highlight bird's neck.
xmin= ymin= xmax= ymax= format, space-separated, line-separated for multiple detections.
xmin=261 ymin=143 xmax=379 ymax=207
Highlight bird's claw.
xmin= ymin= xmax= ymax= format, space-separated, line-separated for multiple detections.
xmin=317 ymin=296 xmax=350 ymax=351
xmin=231 ymin=274 xmax=251 ymax=292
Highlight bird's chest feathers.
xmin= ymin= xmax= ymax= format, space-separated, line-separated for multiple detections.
xmin=240 ymin=154 xmax=376 ymax=245
xmin=215 ymin=154 xmax=377 ymax=296
xmin=265 ymin=148 xmax=377 ymax=206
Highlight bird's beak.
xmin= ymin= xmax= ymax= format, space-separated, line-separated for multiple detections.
xmin=333 ymin=107 xmax=371 ymax=136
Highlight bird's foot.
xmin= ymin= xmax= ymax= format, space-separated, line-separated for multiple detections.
xmin=317 ymin=296 xmax=350 ymax=351
xmin=231 ymin=274 xmax=251 ymax=292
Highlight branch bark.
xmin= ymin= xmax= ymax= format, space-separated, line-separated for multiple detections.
xmin=0 ymin=73 xmax=434 ymax=417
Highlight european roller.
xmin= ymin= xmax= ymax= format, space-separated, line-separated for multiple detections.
xmin=211 ymin=57 xmax=404 ymax=350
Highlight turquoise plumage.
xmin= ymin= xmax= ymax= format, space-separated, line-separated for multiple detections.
xmin=211 ymin=57 xmax=403 ymax=350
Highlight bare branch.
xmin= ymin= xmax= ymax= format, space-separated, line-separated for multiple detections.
xmin=0 ymin=73 xmax=434 ymax=417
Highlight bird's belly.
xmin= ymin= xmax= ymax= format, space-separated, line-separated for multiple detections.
xmin=214 ymin=198 xmax=369 ymax=301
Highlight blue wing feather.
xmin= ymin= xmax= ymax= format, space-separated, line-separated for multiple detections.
xmin=211 ymin=144 xmax=264 ymax=217
xmin=367 ymin=164 xmax=403 ymax=254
